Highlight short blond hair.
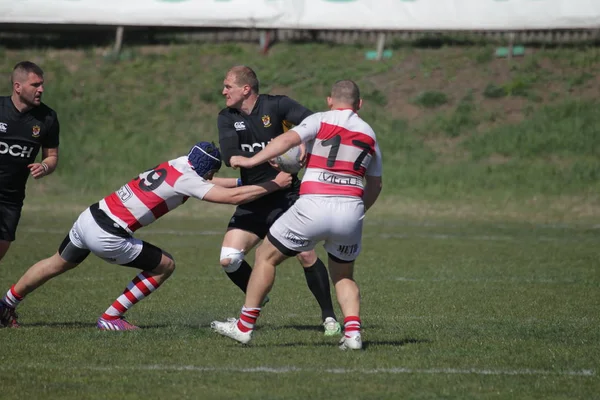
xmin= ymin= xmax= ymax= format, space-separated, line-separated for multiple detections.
xmin=227 ymin=65 xmax=259 ymax=93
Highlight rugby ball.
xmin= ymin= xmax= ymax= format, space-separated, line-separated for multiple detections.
xmin=271 ymin=146 xmax=303 ymax=174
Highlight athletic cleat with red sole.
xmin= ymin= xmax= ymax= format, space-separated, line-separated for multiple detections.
xmin=97 ymin=316 xmax=139 ymax=331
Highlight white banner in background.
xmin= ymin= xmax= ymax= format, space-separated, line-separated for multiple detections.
xmin=0 ymin=0 xmax=599 ymax=30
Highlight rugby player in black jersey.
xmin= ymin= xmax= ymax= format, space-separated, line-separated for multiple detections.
xmin=217 ymin=66 xmax=341 ymax=336
xmin=0 ymin=61 xmax=59 ymax=266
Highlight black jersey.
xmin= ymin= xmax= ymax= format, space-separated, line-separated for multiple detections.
xmin=218 ymin=94 xmax=312 ymax=191
xmin=0 ymin=96 xmax=60 ymax=205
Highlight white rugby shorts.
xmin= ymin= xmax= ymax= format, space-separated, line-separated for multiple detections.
xmin=68 ymin=208 xmax=144 ymax=265
xmin=269 ymin=195 xmax=365 ymax=261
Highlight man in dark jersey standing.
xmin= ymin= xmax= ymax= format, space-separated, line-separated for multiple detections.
xmin=0 ymin=61 xmax=59 ymax=266
xmin=217 ymin=65 xmax=341 ymax=335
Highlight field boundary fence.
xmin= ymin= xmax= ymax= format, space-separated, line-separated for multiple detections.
xmin=1 ymin=0 xmax=599 ymax=57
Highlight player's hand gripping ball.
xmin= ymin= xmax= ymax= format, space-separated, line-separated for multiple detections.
xmin=270 ymin=146 xmax=303 ymax=174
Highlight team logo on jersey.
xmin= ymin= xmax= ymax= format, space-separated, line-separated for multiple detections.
xmin=0 ymin=122 xmax=7 ymax=133
xmin=32 ymin=125 xmax=41 ymax=137
xmin=261 ymin=115 xmax=271 ymax=128
xmin=117 ymin=184 xmax=133 ymax=202
xmin=318 ymin=172 xmax=363 ymax=187
xmin=234 ymin=121 xmax=246 ymax=131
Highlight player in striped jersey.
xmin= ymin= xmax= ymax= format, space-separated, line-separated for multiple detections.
xmin=0 ymin=142 xmax=292 ymax=330
xmin=211 ymin=80 xmax=383 ymax=350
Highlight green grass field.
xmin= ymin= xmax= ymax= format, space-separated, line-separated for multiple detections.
xmin=1 ymin=39 xmax=599 ymax=398
xmin=1 ymin=208 xmax=598 ymax=399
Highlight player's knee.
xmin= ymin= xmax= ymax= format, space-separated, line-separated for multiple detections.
xmin=0 ymin=240 xmax=11 ymax=261
xmin=296 ymin=250 xmax=317 ymax=268
xmin=164 ymin=254 xmax=176 ymax=275
xmin=328 ymin=258 xmax=355 ymax=283
xmin=220 ymin=247 xmax=244 ymax=272
xmin=155 ymin=254 xmax=176 ymax=277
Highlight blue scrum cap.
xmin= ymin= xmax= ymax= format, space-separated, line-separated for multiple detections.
xmin=188 ymin=141 xmax=222 ymax=177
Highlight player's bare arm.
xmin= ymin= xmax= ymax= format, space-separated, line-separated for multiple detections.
xmin=202 ymin=172 xmax=292 ymax=205
xmin=28 ymin=147 xmax=58 ymax=180
xmin=363 ymin=175 xmax=383 ymax=211
xmin=230 ymin=130 xmax=302 ymax=169
xmin=209 ymin=177 xmax=239 ymax=188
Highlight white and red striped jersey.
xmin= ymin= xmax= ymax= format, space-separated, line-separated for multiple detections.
xmin=98 ymin=156 xmax=215 ymax=233
xmin=293 ymin=109 xmax=382 ymax=197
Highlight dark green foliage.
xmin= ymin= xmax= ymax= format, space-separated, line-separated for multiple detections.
xmin=410 ymin=90 xmax=448 ymax=108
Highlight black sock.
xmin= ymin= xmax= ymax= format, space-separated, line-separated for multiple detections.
xmin=303 ymin=258 xmax=336 ymax=322
xmin=225 ymin=260 xmax=253 ymax=293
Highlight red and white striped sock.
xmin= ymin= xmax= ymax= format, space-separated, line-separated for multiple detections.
xmin=2 ymin=285 xmax=23 ymax=308
xmin=101 ymin=272 xmax=160 ymax=320
xmin=343 ymin=316 xmax=361 ymax=338
xmin=236 ymin=306 xmax=261 ymax=333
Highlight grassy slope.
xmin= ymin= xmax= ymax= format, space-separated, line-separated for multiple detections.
xmin=1 ymin=42 xmax=599 ymax=222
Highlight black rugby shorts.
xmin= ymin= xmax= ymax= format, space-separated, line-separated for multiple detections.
xmin=0 ymin=202 xmax=23 ymax=242
xmin=227 ymin=192 xmax=297 ymax=239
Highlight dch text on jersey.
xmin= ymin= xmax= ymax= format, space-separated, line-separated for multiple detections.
xmin=240 ymin=141 xmax=272 ymax=153
xmin=0 ymin=141 xmax=35 ymax=158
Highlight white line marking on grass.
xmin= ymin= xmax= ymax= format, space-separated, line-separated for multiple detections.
xmin=21 ymin=227 xmax=223 ymax=236
xmin=387 ymin=315 xmax=596 ymax=324
xmin=12 ymin=364 xmax=594 ymax=377
xmin=20 ymin=227 xmax=598 ymax=243
xmin=364 ymin=220 xmax=600 ymax=231
xmin=394 ymin=277 xmax=584 ymax=284
xmin=367 ymin=233 xmax=593 ymax=243
xmin=328 ymin=367 xmax=596 ymax=377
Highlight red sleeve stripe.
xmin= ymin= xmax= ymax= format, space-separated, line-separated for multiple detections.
xmin=300 ymin=181 xmax=364 ymax=197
